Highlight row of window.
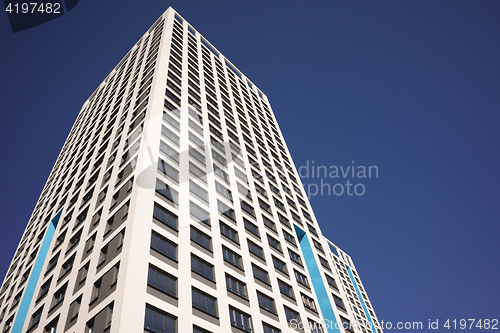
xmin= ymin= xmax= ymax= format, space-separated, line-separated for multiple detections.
xmin=144 ymin=301 xmax=330 ymax=333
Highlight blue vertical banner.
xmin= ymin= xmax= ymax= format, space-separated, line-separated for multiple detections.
xmin=346 ymin=265 xmax=377 ymax=332
xmin=3 ymin=0 xmax=79 ymax=33
xmin=11 ymin=210 xmax=62 ymax=333
xmin=294 ymin=225 xmax=341 ymax=333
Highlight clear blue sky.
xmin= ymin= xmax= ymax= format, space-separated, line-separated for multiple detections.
xmin=1 ymin=1 xmax=499 ymax=331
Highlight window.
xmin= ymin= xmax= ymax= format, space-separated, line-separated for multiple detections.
xmin=98 ymin=245 xmax=108 ymax=267
xmin=267 ymin=235 xmax=282 ymax=252
xmin=259 ymin=198 xmax=272 ymax=214
xmin=74 ymin=206 xmax=90 ymax=229
xmin=302 ymin=209 xmax=312 ymax=221
xmin=189 ymin=180 xmax=209 ymax=201
xmin=257 ymin=291 xmax=276 ymax=314
xmin=222 ymin=246 xmax=242 ymax=269
xmin=291 ymin=211 xmax=301 ymax=225
xmin=51 ymin=284 xmax=67 ymax=310
xmin=44 ymin=317 xmax=59 ymax=333
xmin=192 ymin=288 xmax=217 ymax=316
xmin=307 ymin=223 xmax=318 ymax=236
xmin=68 ymin=296 xmax=81 ymax=323
xmin=281 ymin=183 xmax=291 ymax=195
xmin=144 ymin=306 xmax=176 ymax=333
xmin=215 ymin=181 xmax=232 ymax=201
xmin=54 ymin=230 xmax=66 ymax=250
xmin=252 ymin=264 xmax=269 ymax=284
xmin=191 ymin=255 xmax=214 ymax=281
xmin=269 ymin=184 xmax=280 ymax=196
xmin=278 ymin=279 xmax=295 ymax=299
xmin=46 ymin=252 xmax=60 ymax=274
xmin=333 ymin=294 xmax=346 ymax=310
xmin=190 ymin=201 xmax=210 ymax=225
xmin=162 ymin=125 xmax=179 ymax=146
xmin=190 ymin=227 xmax=212 ymax=251
xmin=155 ymin=179 xmax=179 ymax=204
xmin=247 ymin=240 xmax=264 ymax=260
xmin=266 ymin=170 xmax=276 ymax=183
xmin=188 ymin=128 xmax=204 ymax=148
xmin=77 ymin=262 xmax=89 ymax=285
xmin=284 ymin=306 xmax=300 ymax=323
xmin=262 ymin=215 xmax=276 ymax=232
xmin=158 ymin=159 xmax=179 ymax=182
xmin=318 ymin=256 xmax=331 ymax=270
xmin=288 ymin=249 xmax=303 ymax=266
xmin=12 ymin=289 xmax=23 ymax=307
xmin=150 ymin=232 xmax=176 ymax=260
xmin=148 ymin=265 xmax=176 ymax=297
xmin=262 ymin=158 xmax=273 ymax=170
xmin=262 ymin=323 xmax=281 ymax=333
xmin=234 ymin=167 xmax=248 ymax=183
xmin=59 ymin=255 xmax=75 ymax=279
xmin=237 ymin=182 xmax=252 ymax=200
xmin=273 ymin=197 xmax=285 ymax=211
xmin=209 ymin=124 xmax=222 ymax=140
xmin=272 ymin=256 xmax=287 ymax=275
xmin=212 ymin=149 xmax=226 ymax=166
xmin=283 ymin=230 xmax=296 ymax=245
xmin=90 ymin=208 xmax=102 ymax=231
xmin=38 ymin=278 xmax=52 ymax=300
xmin=325 ymin=274 xmax=338 ymax=290
xmin=115 ymin=158 xmax=137 ymax=187
xmin=153 ymin=203 xmax=178 ymax=230
xmin=229 ymin=307 xmax=252 ymax=333
xmin=160 ymin=141 xmax=179 ymax=163
xmin=193 ymin=326 xmax=211 ymax=333
xmin=308 ymin=319 xmax=325 ymax=333
xmin=231 ymin=153 xmax=244 ymax=168
xmin=301 ymin=293 xmax=317 ymax=312
xmin=294 ymin=269 xmax=309 ymax=287
xmin=225 ymin=274 xmax=247 ymax=299
xmin=217 ymin=200 xmax=236 ymax=221
xmin=243 ymin=218 xmax=259 ymax=237
xmin=83 ymin=233 xmax=96 ymax=258
xmin=164 ymin=112 xmax=180 ymax=131
xmin=28 ymin=306 xmax=43 ymax=330
xmin=3 ymin=315 xmax=14 ymax=333
xmin=189 ymin=162 xmax=207 ymax=183
xmin=19 ymin=267 xmax=31 ymax=286
xmin=213 ymin=164 xmax=229 ymax=182
xmin=255 ymin=183 xmax=267 ymax=197
xmin=220 ymin=222 xmax=238 ymax=243
xmin=90 ymin=279 xmax=101 ymax=303
xmin=286 ymin=196 xmax=296 ymax=209
xmin=240 ymin=200 xmax=255 ymax=217
xmin=340 ymin=316 xmax=354 ymax=332
xmin=312 ymin=239 xmax=324 ymax=253
xmin=211 ymin=136 xmax=225 ymax=152
xmin=277 ymin=212 xmax=290 ymax=228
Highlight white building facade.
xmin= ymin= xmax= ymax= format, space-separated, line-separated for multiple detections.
xmin=0 ymin=7 xmax=383 ymax=333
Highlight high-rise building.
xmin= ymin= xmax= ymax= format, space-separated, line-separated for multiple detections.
xmin=0 ymin=7 xmax=383 ymax=333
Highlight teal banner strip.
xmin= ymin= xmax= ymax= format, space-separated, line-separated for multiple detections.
xmin=346 ymin=265 xmax=377 ymax=332
xmin=11 ymin=210 xmax=62 ymax=333
xmin=294 ymin=225 xmax=341 ymax=333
